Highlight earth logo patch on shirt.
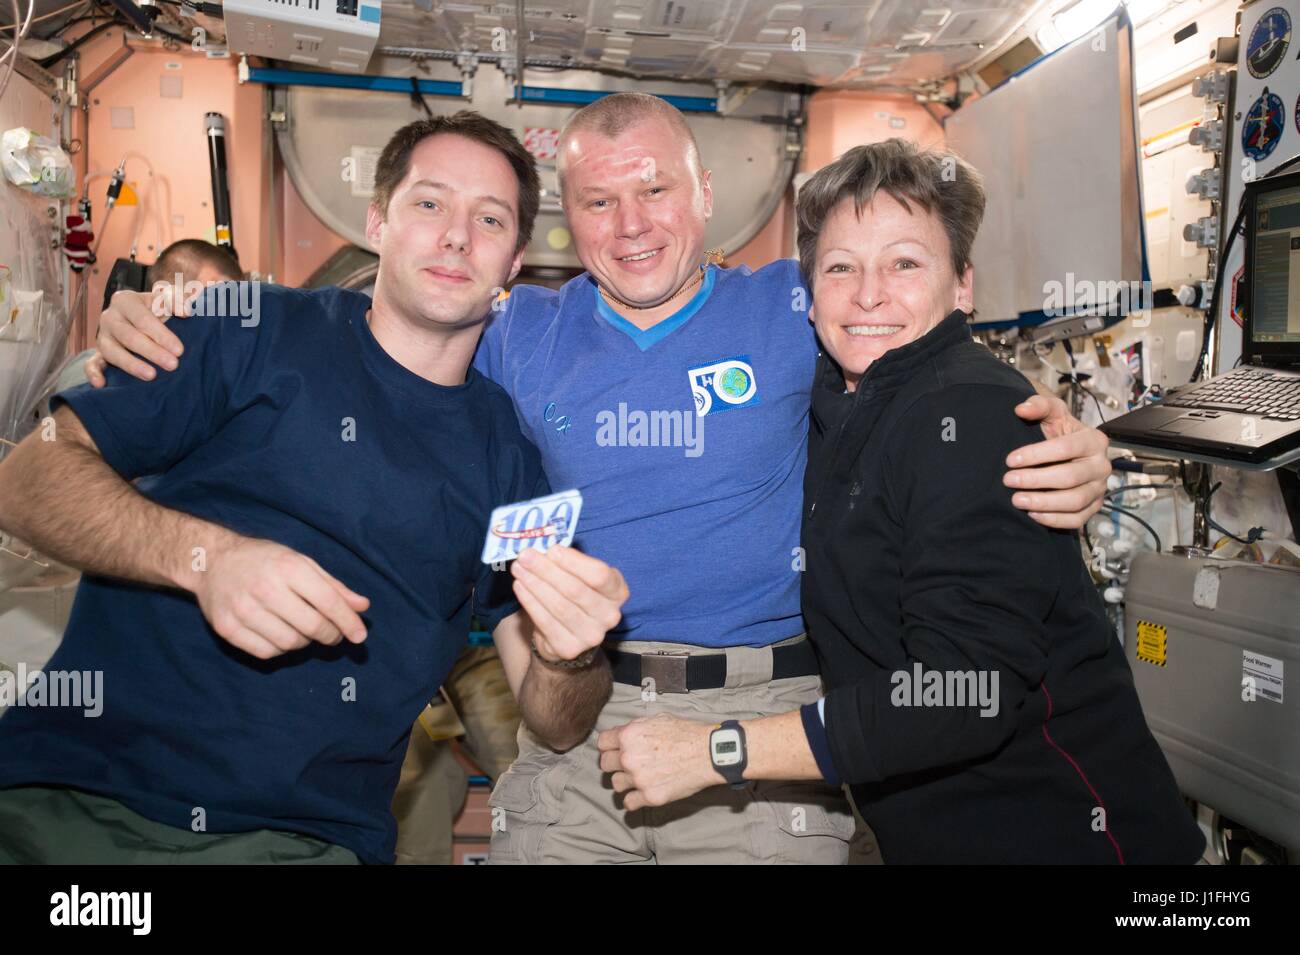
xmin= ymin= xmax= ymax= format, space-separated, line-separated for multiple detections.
xmin=688 ymin=356 xmax=759 ymax=416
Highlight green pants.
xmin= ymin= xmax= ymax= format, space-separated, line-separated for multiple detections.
xmin=0 ymin=786 xmax=359 ymax=864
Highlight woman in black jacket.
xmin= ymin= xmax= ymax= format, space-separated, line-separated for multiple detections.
xmin=596 ymin=139 xmax=1205 ymax=864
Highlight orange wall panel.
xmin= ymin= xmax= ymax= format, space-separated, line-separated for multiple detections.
xmin=801 ymin=89 xmax=948 ymax=174
xmin=70 ymin=28 xmax=267 ymax=346
xmin=729 ymin=90 xmax=948 ymax=273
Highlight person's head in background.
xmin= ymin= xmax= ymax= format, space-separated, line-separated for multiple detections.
xmin=66 ymin=240 xmax=245 ymax=393
xmin=365 ymin=110 xmax=540 ymax=334
xmin=147 ymin=238 xmax=243 ymax=288
xmin=146 ymin=239 xmax=244 ymax=318
xmin=556 ymin=92 xmax=712 ymax=312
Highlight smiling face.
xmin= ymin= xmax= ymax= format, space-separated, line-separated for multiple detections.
xmin=365 ymin=132 xmax=524 ymax=330
xmin=811 ymin=193 xmax=974 ymax=391
xmin=560 ymin=115 xmax=712 ymax=308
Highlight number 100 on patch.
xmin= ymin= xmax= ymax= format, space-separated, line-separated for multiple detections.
xmin=480 ymin=489 xmax=584 ymax=564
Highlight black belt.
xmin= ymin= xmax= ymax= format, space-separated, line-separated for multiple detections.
xmin=606 ymin=639 xmax=818 ymax=694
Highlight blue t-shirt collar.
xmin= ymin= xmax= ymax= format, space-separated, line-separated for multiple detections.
xmin=593 ymin=265 xmax=717 ymax=351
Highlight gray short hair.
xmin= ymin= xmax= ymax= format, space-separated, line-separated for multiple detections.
xmin=556 ymin=92 xmax=702 ymax=195
xmin=796 ymin=138 xmax=985 ymax=290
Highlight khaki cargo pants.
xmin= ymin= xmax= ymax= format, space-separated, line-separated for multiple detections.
xmin=392 ymin=645 xmax=521 ymax=865
xmin=488 ymin=635 xmax=856 ymax=864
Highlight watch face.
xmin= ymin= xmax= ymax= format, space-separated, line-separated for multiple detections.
xmin=711 ymin=728 xmax=743 ymax=767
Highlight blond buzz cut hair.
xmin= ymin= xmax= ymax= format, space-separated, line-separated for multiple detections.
xmin=556 ymin=91 xmax=704 ymax=196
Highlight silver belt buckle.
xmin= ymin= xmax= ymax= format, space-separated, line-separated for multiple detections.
xmin=641 ymin=651 xmax=689 ymax=694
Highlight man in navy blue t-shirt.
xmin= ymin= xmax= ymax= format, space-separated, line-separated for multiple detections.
xmin=0 ymin=113 xmax=626 ymax=864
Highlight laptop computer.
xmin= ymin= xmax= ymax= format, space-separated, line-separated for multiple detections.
xmin=1100 ymin=170 xmax=1300 ymax=466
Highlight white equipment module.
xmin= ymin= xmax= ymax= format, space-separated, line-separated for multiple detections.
xmin=222 ymin=0 xmax=382 ymax=73
xmin=943 ymin=9 xmax=1146 ymax=328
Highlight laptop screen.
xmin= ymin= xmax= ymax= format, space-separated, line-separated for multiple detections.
xmin=1250 ymin=182 xmax=1300 ymax=346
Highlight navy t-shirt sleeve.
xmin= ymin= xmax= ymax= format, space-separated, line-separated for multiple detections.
xmin=52 ymin=283 xmax=260 ymax=480
xmin=471 ymin=434 xmax=551 ymax=634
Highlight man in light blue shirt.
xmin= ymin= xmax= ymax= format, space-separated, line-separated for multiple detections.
xmin=472 ymin=93 xmax=1111 ymax=863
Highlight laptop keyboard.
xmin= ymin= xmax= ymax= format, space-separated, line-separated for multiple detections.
xmin=1164 ymin=368 xmax=1300 ymax=420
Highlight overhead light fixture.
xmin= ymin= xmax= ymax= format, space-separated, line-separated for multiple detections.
xmin=1039 ymin=0 xmax=1132 ymax=54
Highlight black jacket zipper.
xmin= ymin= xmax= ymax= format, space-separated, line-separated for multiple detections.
xmin=808 ymin=373 xmax=875 ymax=518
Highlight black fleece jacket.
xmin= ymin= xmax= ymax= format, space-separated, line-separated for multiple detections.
xmin=800 ymin=309 xmax=1204 ymax=864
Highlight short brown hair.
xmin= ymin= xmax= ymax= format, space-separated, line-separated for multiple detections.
xmin=371 ymin=111 xmax=540 ymax=253
xmin=556 ymin=92 xmax=702 ymax=194
xmin=796 ymin=138 xmax=985 ymax=289
xmin=147 ymin=238 xmax=242 ymax=286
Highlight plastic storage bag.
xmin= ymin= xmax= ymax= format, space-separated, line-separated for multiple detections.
xmin=1 ymin=127 xmax=74 ymax=199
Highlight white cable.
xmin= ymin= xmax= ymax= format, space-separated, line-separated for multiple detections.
xmin=81 ymin=167 xmax=115 ymax=194
xmin=0 ymin=0 xmax=85 ymax=31
xmin=0 ymin=0 xmax=33 ymax=61
xmin=120 ymin=150 xmax=155 ymax=176
xmin=0 ymin=0 xmax=24 ymax=94
xmin=0 ymin=0 xmax=35 ymax=102
xmin=0 ymin=0 xmax=91 ymax=100
xmin=118 ymin=152 xmax=162 ymax=258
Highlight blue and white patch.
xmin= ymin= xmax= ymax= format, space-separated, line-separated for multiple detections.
xmin=1244 ymin=88 xmax=1286 ymax=161
xmin=688 ymin=356 xmax=759 ymax=416
xmin=1248 ymin=8 xmax=1291 ymax=78
xmin=481 ymin=489 xmax=583 ymax=564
